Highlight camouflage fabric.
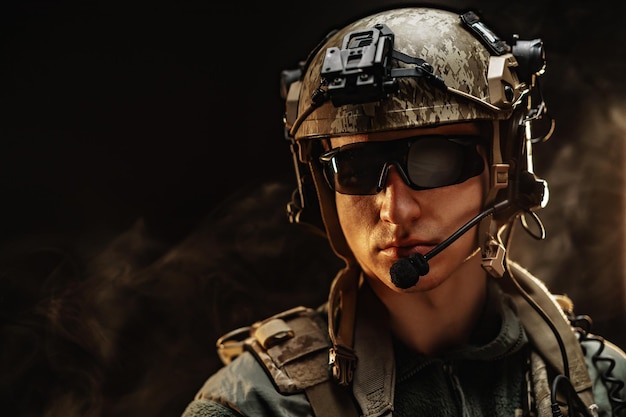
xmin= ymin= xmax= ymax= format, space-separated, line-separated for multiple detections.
xmin=247 ymin=314 xmax=331 ymax=394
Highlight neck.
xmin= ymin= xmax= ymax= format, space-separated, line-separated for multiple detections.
xmin=367 ymin=254 xmax=489 ymax=356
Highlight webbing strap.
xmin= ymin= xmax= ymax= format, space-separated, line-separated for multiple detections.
xmin=305 ymin=381 xmax=360 ymax=417
xmin=352 ymin=284 xmax=394 ymax=417
xmin=505 ymin=261 xmax=596 ymax=410
xmin=327 ymin=266 xmax=360 ymax=386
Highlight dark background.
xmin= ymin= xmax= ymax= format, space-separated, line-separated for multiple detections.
xmin=1 ymin=0 xmax=625 ymax=416
xmin=2 ymin=0 xmax=624 ymax=254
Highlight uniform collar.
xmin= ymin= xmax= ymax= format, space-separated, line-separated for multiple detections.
xmin=351 ymin=279 xmax=528 ymax=417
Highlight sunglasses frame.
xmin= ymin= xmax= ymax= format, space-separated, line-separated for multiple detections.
xmin=319 ymin=135 xmax=486 ymax=195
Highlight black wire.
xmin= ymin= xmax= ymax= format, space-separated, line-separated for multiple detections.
xmin=503 ymin=218 xmax=592 ymax=417
xmin=512 ymin=212 xmax=625 ymax=416
xmin=550 ymin=374 xmax=594 ymax=417
xmin=574 ymin=321 xmax=626 ymax=416
xmin=503 ymin=219 xmax=571 ymax=381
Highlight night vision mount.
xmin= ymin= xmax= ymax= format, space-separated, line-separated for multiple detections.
xmin=319 ymin=23 xmax=446 ymax=106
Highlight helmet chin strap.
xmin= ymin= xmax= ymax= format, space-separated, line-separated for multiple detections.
xmin=464 ymin=246 xmax=482 ymax=264
xmin=305 ymin=156 xmax=361 ymax=386
xmin=479 ymin=120 xmax=511 ymax=278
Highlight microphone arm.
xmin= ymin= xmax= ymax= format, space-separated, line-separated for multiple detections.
xmin=390 ymin=199 xmax=511 ymax=289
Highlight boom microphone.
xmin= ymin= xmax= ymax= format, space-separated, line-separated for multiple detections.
xmin=390 ymin=200 xmax=511 ymax=289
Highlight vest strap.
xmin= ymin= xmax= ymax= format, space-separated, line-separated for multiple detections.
xmin=305 ymin=380 xmax=360 ymax=417
xmin=505 ymin=261 xmax=596 ymax=411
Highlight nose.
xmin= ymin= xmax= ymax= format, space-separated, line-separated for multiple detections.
xmin=379 ymin=165 xmax=421 ymax=224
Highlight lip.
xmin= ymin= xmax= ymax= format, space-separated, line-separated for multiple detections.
xmin=380 ymin=240 xmax=437 ymax=260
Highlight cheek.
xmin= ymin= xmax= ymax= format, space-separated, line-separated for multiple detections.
xmin=335 ymin=195 xmax=375 ymax=236
xmin=479 ymin=151 xmax=490 ymax=199
xmin=336 ymin=194 xmax=360 ymax=221
xmin=479 ymin=165 xmax=491 ymax=205
xmin=464 ymin=172 xmax=489 ymax=210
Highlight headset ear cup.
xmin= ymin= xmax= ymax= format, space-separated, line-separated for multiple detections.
xmin=285 ymin=138 xmax=328 ymax=236
xmin=499 ymin=104 xmax=550 ymax=213
xmin=286 ymin=175 xmax=327 ymax=236
xmin=516 ymin=171 xmax=549 ymax=210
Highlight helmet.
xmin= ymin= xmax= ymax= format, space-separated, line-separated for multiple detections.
xmin=290 ymin=8 xmax=522 ymax=139
xmin=280 ymin=6 xmax=554 ymax=385
xmin=282 ymin=6 xmax=553 ymax=265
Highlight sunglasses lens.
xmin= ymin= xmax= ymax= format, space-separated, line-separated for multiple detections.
xmin=325 ymin=143 xmax=385 ymax=195
xmin=407 ymin=138 xmax=465 ymax=188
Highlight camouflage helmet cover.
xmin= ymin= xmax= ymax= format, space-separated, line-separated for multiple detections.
xmin=292 ymin=7 xmax=525 ymax=140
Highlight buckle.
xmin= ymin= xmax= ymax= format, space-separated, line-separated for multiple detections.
xmin=482 ymin=239 xmax=506 ymax=278
xmin=328 ymin=344 xmax=357 ymax=386
xmin=216 ymin=326 xmax=251 ymax=365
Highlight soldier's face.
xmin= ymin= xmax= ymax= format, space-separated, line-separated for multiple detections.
xmin=331 ymin=122 xmax=490 ymax=292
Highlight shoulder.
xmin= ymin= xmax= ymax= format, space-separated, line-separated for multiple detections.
xmin=185 ymin=306 xmax=330 ymax=417
xmin=581 ymin=336 xmax=626 ymax=373
xmin=191 ymin=351 xmax=314 ymax=417
xmin=216 ymin=306 xmax=331 ymax=393
xmin=506 ymin=261 xmax=626 ymax=411
xmin=580 ymin=335 xmax=626 ymax=411
xmin=181 ymin=397 xmax=244 ymax=417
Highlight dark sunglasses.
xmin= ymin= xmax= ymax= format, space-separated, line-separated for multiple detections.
xmin=319 ymin=135 xmax=485 ymax=195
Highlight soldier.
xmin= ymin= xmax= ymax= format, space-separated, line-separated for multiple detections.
xmin=182 ymin=6 xmax=626 ymax=417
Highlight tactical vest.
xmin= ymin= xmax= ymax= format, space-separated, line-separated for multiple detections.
xmin=216 ymin=261 xmax=599 ymax=417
